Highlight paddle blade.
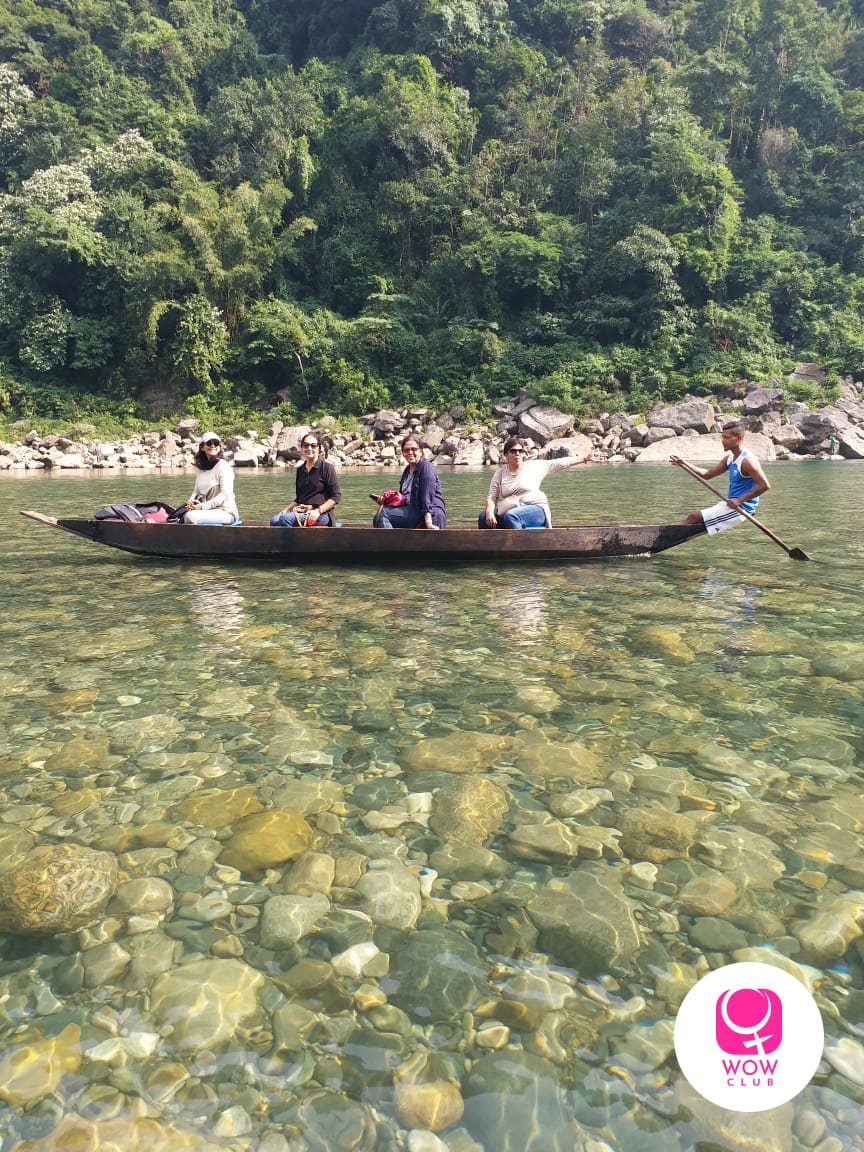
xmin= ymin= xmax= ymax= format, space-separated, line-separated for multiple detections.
xmin=789 ymin=547 xmax=812 ymax=561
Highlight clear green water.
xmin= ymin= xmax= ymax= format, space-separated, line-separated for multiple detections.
xmin=0 ymin=463 xmax=863 ymax=1152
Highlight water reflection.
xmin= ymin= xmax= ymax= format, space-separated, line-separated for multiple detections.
xmin=186 ymin=576 xmax=247 ymax=637
xmin=487 ymin=574 xmax=550 ymax=640
xmin=698 ymin=566 xmax=761 ymax=663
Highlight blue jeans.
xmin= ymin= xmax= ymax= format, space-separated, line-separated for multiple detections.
xmin=374 ymin=505 xmax=415 ymax=529
xmin=478 ymin=505 xmax=547 ymax=529
xmin=270 ymin=510 xmax=333 ymax=526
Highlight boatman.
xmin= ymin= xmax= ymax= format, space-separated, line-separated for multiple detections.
xmin=670 ymin=421 xmax=771 ymax=535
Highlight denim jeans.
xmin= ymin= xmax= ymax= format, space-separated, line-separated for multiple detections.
xmin=478 ymin=505 xmax=547 ymax=529
xmin=374 ymin=505 xmax=415 ymax=529
xmin=269 ymin=510 xmax=333 ymax=526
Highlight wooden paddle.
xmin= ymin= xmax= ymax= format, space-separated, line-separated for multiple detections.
xmin=675 ymin=458 xmax=812 ymax=561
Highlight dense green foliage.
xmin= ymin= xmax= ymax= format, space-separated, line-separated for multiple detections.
xmin=0 ymin=0 xmax=861 ymax=425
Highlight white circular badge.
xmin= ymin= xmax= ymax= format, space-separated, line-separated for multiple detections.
xmin=674 ymin=961 xmax=824 ymax=1112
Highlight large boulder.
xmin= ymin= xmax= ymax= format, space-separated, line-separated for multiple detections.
xmin=839 ymin=426 xmax=864 ymax=460
xmin=741 ymin=387 xmax=785 ymax=416
xmin=453 ymin=441 xmax=485 ymax=466
xmin=771 ymin=423 xmax=806 ymax=451
xmin=273 ymin=425 xmax=311 ymax=460
xmin=372 ymin=409 xmax=404 ymax=438
xmin=834 ymin=395 xmax=864 ymax=420
xmin=644 ymin=426 xmax=677 ymax=446
xmin=423 ymin=426 xmax=448 ymax=450
xmin=647 ymin=397 xmax=715 ymax=434
xmin=543 ymin=434 xmax=593 ymax=458
xmin=791 ymin=407 xmax=850 ymax=447
xmin=634 ymin=431 xmax=776 ymax=464
xmin=789 ymin=362 xmax=826 ymax=387
xmin=230 ymin=437 xmax=268 ymax=467
xmin=518 ymin=404 xmax=574 ymax=445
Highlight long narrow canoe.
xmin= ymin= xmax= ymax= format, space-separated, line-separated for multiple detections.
xmin=21 ymin=511 xmax=705 ymax=563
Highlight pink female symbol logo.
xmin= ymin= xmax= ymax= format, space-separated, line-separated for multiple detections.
xmin=675 ymin=961 xmax=823 ymax=1112
xmin=716 ymin=988 xmax=782 ymax=1055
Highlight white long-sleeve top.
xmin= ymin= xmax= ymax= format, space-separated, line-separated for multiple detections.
xmin=486 ymin=458 xmax=575 ymax=527
xmin=190 ymin=458 xmax=239 ymax=519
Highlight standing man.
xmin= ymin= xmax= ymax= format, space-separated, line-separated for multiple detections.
xmin=670 ymin=421 xmax=770 ymax=535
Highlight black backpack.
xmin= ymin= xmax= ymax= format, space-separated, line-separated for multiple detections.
xmin=94 ymin=501 xmax=176 ymax=522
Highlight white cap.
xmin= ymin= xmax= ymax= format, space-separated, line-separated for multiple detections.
xmin=198 ymin=432 xmax=221 ymax=446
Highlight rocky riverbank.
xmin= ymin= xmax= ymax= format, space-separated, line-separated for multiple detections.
xmin=2 ymin=369 xmax=863 ymax=472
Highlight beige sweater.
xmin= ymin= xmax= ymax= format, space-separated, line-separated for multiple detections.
xmin=190 ymin=459 xmax=239 ymax=519
xmin=486 ymin=458 xmax=575 ymax=527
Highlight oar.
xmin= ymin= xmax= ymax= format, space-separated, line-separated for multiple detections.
xmin=676 ymin=459 xmax=812 ymax=561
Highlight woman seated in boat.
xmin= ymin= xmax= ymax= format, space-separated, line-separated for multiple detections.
xmin=269 ymin=434 xmax=341 ymax=526
xmin=182 ymin=433 xmax=239 ymax=525
xmin=371 ymin=434 xmax=446 ymax=529
xmin=479 ymin=438 xmax=599 ymax=529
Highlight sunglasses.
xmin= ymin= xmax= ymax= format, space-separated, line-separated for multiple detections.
xmin=301 ymin=442 xmax=318 ymax=449
xmin=507 ymin=447 xmax=525 ymax=454
xmin=203 ymin=439 xmax=221 ymax=447
xmin=403 ymin=445 xmax=421 ymax=453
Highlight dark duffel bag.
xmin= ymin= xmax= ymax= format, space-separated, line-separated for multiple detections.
xmin=94 ymin=501 xmax=176 ymax=522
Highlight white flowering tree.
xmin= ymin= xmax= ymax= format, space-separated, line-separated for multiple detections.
xmin=0 ymin=64 xmax=33 ymax=144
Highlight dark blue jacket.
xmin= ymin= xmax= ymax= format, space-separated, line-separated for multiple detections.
xmin=402 ymin=458 xmax=446 ymax=528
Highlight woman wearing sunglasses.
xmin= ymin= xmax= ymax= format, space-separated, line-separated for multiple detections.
xmin=182 ymin=433 xmax=240 ymax=524
xmin=479 ymin=437 xmax=598 ymax=529
xmin=371 ymin=434 xmax=446 ymax=529
xmin=269 ymin=435 xmax=341 ymax=526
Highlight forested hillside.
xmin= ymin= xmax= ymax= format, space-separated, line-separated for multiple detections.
xmin=0 ymin=0 xmax=862 ymax=425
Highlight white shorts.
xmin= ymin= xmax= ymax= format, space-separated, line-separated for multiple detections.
xmin=701 ymin=500 xmax=746 ymax=535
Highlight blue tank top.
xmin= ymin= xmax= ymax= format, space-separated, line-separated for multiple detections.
xmin=726 ymin=448 xmax=759 ymax=511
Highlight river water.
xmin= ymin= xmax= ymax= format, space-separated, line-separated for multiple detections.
xmin=0 ymin=462 xmax=863 ymax=1152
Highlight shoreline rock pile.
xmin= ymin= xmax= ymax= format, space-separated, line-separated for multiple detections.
xmin=1 ymin=368 xmax=862 ymax=471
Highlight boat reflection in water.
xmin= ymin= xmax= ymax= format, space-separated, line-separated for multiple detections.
xmin=699 ymin=567 xmax=761 ymax=662
xmin=488 ymin=575 xmax=550 ymax=641
xmin=186 ymin=578 xmax=247 ymax=640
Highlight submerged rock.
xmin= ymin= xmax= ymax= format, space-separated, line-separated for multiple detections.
xmin=462 ymin=1051 xmax=577 ymax=1152
xmin=175 ymin=784 xmax=263 ymax=828
xmin=512 ymin=740 xmax=603 ymax=784
xmin=218 ymin=809 xmax=313 ymax=873
xmin=0 ymin=843 xmax=118 ymax=934
xmin=794 ymin=894 xmax=864 ymax=965
xmin=150 ymin=958 xmax=266 ymax=1050
xmin=297 ymin=1090 xmax=378 ymax=1152
xmin=0 ymin=1022 xmax=82 ymax=1107
xmin=429 ymin=777 xmax=508 ymax=844
xmin=403 ymin=731 xmax=513 ymax=774
xmin=527 ymin=866 xmax=642 ymax=974
xmin=355 ymin=858 xmax=422 ymax=930
xmin=395 ymin=1081 xmax=464 ymax=1132
xmin=387 ymin=927 xmax=488 ymax=1021
xmin=619 ymin=806 xmax=700 ymax=864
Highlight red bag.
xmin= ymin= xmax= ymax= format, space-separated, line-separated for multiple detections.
xmin=143 ymin=507 xmax=169 ymax=523
xmin=380 ymin=490 xmax=408 ymax=507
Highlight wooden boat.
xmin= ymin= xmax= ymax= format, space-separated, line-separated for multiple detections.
xmin=21 ymin=510 xmax=705 ymax=563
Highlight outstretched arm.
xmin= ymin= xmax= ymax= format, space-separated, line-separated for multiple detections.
xmin=670 ymin=455 xmax=729 ymax=480
xmin=566 ymin=449 xmax=603 ymax=467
